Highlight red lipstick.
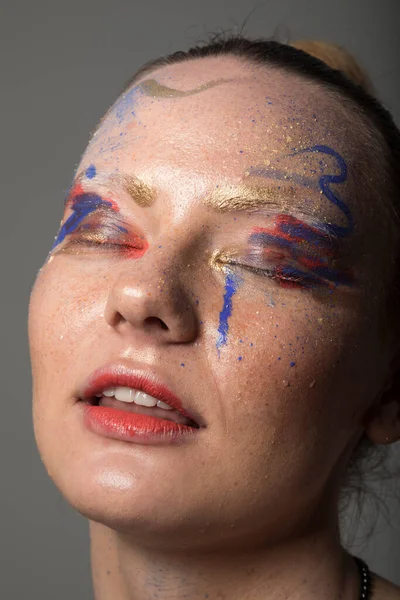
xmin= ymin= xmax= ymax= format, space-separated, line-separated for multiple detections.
xmin=80 ymin=364 xmax=205 ymax=445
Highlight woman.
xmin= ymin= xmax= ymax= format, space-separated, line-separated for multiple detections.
xmin=28 ymin=35 xmax=400 ymax=599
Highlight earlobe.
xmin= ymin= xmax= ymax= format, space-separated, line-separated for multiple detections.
xmin=363 ymin=376 xmax=400 ymax=445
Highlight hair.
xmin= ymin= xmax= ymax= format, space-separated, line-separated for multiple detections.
xmin=104 ymin=35 xmax=400 ymax=537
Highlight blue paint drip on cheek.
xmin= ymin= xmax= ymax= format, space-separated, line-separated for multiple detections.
xmin=216 ymin=271 xmax=241 ymax=353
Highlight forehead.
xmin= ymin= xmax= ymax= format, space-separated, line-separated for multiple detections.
xmin=81 ymin=57 xmax=373 ymax=236
xmin=85 ymin=56 xmax=358 ymax=174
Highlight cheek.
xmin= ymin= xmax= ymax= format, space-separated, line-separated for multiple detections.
xmin=209 ymin=285 xmax=362 ymax=434
xmin=29 ymin=260 xmax=108 ymax=385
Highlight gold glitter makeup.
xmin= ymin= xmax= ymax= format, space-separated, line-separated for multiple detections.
xmin=204 ymin=183 xmax=319 ymax=217
xmin=111 ymin=173 xmax=155 ymax=208
xmin=139 ymin=78 xmax=233 ymax=98
xmin=73 ymin=170 xmax=156 ymax=208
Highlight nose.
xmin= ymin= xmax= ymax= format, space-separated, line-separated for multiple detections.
xmin=103 ymin=260 xmax=199 ymax=344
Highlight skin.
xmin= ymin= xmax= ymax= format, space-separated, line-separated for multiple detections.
xmin=28 ymin=56 xmax=400 ymax=600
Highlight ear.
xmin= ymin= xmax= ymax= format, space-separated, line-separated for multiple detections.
xmin=363 ymin=363 xmax=400 ymax=445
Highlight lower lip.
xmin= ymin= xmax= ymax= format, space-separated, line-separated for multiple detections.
xmin=82 ymin=404 xmax=200 ymax=445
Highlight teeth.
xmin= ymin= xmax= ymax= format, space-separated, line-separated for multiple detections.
xmin=101 ymin=386 xmax=173 ymax=411
xmin=114 ymin=387 xmax=136 ymax=403
xmin=156 ymin=400 xmax=174 ymax=411
xmin=134 ymin=390 xmax=157 ymax=407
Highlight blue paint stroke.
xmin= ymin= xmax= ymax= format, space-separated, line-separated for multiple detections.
xmin=85 ymin=164 xmax=96 ymax=179
xmin=51 ymin=193 xmax=114 ymax=250
xmin=113 ymin=85 xmax=145 ymax=125
xmin=216 ymin=271 xmax=241 ymax=353
xmin=248 ymin=145 xmax=353 ymax=238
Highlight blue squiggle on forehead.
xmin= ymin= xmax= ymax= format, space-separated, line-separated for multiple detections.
xmin=248 ymin=145 xmax=354 ymax=238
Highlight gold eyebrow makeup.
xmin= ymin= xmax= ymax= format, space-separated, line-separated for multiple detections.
xmin=204 ymin=183 xmax=321 ymax=217
xmin=73 ymin=170 xmax=156 ymax=208
xmin=110 ymin=173 xmax=156 ymax=208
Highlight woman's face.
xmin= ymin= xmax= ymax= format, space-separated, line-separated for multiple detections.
xmin=28 ymin=57 xmax=390 ymax=548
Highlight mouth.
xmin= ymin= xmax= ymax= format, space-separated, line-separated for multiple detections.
xmin=80 ymin=365 xmax=205 ymax=429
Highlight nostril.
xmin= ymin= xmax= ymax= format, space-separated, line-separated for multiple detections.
xmin=144 ymin=316 xmax=169 ymax=330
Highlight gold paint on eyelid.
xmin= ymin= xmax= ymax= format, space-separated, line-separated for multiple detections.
xmin=209 ymin=249 xmax=240 ymax=271
xmin=139 ymin=78 xmax=234 ymax=98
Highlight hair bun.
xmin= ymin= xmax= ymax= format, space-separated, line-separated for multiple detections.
xmin=291 ymin=39 xmax=374 ymax=94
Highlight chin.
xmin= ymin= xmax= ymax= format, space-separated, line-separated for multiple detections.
xmin=36 ymin=440 xmax=205 ymax=539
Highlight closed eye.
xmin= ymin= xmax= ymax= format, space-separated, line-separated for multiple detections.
xmin=222 ymin=259 xmax=325 ymax=289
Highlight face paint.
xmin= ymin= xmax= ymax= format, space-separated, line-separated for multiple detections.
xmin=139 ymin=78 xmax=232 ymax=98
xmin=111 ymin=78 xmax=233 ymax=125
xmin=51 ymin=184 xmax=114 ymax=249
xmin=247 ymin=145 xmax=354 ymax=238
xmin=51 ymin=183 xmax=147 ymax=258
xmin=248 ymin=214 xmax=354 ymax=289
xmin=85 ymin=164 xmax=97 ymax=180
xmin=216 ymin=271 xmax=241 ymax=353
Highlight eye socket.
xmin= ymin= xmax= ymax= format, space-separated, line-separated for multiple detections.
xmin=56 ymin=221 xmax=148 ymax=258
xmin=222 ymin=259 xmax=318 ymax=289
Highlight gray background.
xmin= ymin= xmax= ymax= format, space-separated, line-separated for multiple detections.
xmin=1 ymin=0 xmax=399 ymax=597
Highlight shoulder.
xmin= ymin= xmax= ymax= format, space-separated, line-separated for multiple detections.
xmin=372 ymin=573 xmax=400 ymax=599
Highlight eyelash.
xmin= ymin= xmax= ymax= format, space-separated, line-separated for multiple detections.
xmin=223 ymin=259 xmax=315 ymax=288
xmin=62 ymin=220 xmax=143 ymax=254
xmin=62 ymin=220 xmax=319 ymax=288
xmin=69 ymin=237 xmax=130 ymax=250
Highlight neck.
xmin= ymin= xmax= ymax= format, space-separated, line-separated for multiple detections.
xmin=90 ymin=520 xmax=360 ymax=600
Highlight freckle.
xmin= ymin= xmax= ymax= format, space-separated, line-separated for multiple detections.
xmin=106 ymin=570 xmax=111 ymax=575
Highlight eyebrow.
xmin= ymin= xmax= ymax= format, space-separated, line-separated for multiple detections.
xmin=73 ymin=171 xmax=156 ymax=208
xmin=204 ymin=182 xmax=322 ymax=219
xmin=110 ymin=173 xmax=155 ymax=207
xmin=73 ymin=171 xmax=323 ymax=223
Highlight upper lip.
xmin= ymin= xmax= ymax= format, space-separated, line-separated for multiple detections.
xmin=79 ymin=363 xmax=206 ymax=428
